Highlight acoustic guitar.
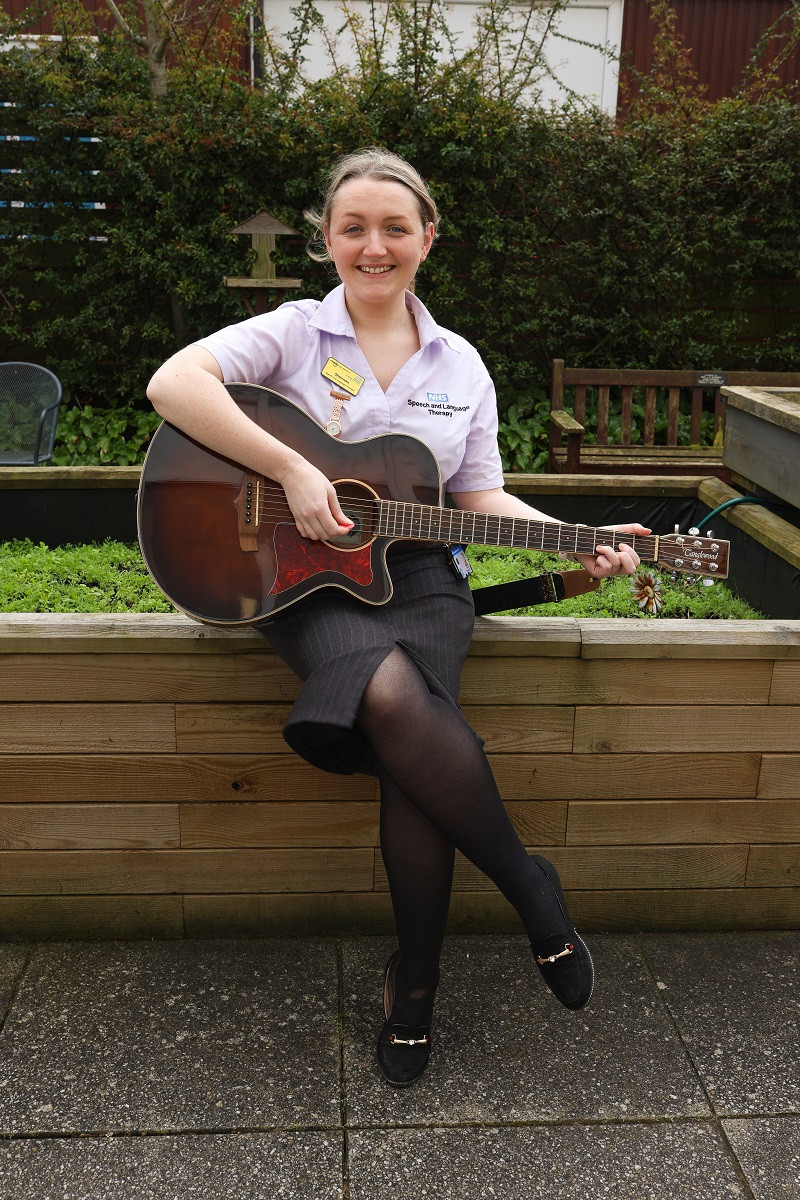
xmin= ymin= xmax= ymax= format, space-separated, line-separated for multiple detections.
xmin=137 ymin=383 xmax=731 ymax=626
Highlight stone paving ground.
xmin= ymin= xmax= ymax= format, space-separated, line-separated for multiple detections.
xmin=0 ymin=931 xmax=798 ymax=1199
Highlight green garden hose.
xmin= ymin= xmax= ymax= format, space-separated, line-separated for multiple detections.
xmin=696 ymin=495 xmax=791 ymax=532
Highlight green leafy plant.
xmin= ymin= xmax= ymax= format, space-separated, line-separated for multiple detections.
xmin=0 ymin=539 xmax=174 ymax=612
xmin=51 ymin=400 xmax=162 ymax=465
xmin=467 ymin=547 xmax=762 ymax=619
xmin=497 ymin=390 xmax=550 ymax=473
xmin=0 ymin=539 xmax=762 ymax=618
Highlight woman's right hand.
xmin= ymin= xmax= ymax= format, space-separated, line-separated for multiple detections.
xmin=278 ymin=457 xmax=354 ymax=541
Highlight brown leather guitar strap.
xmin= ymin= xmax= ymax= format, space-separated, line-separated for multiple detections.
xmin=471 ymin=570 xmax=601 ymax=616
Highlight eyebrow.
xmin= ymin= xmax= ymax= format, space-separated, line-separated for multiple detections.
xmin=337 ymin=212 xmax=412 ymax=223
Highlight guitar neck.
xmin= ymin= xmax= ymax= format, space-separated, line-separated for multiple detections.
xmin=375 ymin=500 xmax=658 ymax=561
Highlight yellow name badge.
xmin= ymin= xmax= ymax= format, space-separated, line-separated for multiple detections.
xmin=321 ymin=357 xmax=365 ymax=396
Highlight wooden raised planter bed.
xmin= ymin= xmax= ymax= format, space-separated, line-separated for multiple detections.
xmin=3 ymin=466 xmax=799 ymax=617
xmin=722 ymin=386 xmax=800 ymax=510
xmin=1 ymin=611 xmax=799 ymax=939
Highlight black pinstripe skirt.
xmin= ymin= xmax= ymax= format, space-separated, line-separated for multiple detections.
xmin=258 ymin=544 xmax=476 ymax=776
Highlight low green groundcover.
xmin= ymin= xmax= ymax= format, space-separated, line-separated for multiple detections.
xmin=0 ymin=540 xmax=173 ymax=614
xmin=0 ymin=539 xmax=762 ymax=619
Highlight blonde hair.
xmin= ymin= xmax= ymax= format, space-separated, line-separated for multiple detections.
xmin=305 ymin=146 xmax=439 ymax=264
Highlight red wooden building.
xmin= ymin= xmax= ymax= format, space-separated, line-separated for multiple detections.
xmin=620 ymin=0 xmax=800 ymax=106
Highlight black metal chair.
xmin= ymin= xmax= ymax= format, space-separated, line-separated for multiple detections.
xmin=0 ymin=362 xmax=63 ymax=465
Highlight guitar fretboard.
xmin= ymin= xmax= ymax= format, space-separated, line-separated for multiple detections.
xmin=375 ymin=500 xmax=658 ymax=559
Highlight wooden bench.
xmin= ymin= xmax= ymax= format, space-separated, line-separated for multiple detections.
xmin=548 ymin=360 xmax=800 ymax=477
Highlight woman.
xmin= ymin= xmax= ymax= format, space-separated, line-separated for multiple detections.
xmin=147 ymin=147 xmax=648 ymax=1087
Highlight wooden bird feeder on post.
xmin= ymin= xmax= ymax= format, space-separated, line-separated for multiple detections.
xmin=225 ymin=211 xmax=303 ymax=316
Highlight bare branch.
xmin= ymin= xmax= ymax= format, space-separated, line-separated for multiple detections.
xmin=103 ymin=0 xmax=148 ymax=48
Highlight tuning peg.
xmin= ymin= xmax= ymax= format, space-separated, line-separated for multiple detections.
xmin=706 ymin=529 xmax=713 ymax=539
xmin=688 ymin=526 xmax=699 ymax=536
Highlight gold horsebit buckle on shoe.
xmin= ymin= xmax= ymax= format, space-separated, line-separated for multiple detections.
xmin=535 ymin=942 xmax=575 ymax=966
xmin=387 ymin=1032 xmax=430 ymax=1046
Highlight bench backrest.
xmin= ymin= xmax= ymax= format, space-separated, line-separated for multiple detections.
xmin=550 ymin=360 xmax=800 ymax=448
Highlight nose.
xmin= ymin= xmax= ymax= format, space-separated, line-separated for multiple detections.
xmin=363 ymin=228 xmax=387 ymax=257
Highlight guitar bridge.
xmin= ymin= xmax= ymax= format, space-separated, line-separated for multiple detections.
xmin=234 ymin=474 xmax=261 ymax=552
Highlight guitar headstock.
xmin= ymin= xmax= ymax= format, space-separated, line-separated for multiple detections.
xmin=656 ymin=532 xmax=730 ymax=579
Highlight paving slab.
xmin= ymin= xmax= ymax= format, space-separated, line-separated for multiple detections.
xmin=724 ymin=1116 xmax=800 ymax=1199
xmin=342 ymin=935 xmax=710 ymax=1125
xmin=0 ymin=1131 xmax=343 ymax=1200
xmin=348 ymin=1121 xmax=748 ymax=1200
xmin=0 ymin=939 xmax=340 ymax=1136
xmin=641 ymin=932 xmax=800 ymax=1115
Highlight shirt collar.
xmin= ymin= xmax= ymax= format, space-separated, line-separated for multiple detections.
xmin=309 ymin=283 xmax=462 ymax=353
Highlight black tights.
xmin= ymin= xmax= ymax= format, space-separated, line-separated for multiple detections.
xmin=356 ymin=647 xmax=568 ymax=1027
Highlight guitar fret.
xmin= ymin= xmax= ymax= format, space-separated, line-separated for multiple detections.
xmin=369 ymin=502 xmax=713 ymax=585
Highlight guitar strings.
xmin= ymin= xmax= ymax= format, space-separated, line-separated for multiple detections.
xmin=246 ymin=482 xmax=659 ymax=550
xmin=241 ymin=485 xmax=660 ymax=555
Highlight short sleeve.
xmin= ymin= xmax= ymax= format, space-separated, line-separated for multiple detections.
xmin=194 ymin=301 xmax=317 ymax=387
xmin=446 ymin=352 xmax=505 ymax=493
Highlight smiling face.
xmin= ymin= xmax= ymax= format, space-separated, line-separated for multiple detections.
xmin=324 ymin=177 xmax=435 ymax=310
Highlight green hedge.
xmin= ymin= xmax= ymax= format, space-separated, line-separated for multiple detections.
xmin=2 ymin=4 xmax=798 ymax=469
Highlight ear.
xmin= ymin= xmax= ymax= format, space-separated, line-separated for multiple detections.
xmin=420 ymin=221 xmax=435 ymax=261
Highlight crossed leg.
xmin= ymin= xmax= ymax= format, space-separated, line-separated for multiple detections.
xmin=358 ymin=646 xmax=570 ymax=1026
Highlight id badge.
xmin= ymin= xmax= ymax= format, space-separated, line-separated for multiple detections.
xmin=321 ymin=358 xmax=365 ymax=396
xmin=449 ymin=544 xmax=473 ymax=579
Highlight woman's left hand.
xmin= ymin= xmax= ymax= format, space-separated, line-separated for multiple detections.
xmin=573 ymin=523 xmax=651 ymax=579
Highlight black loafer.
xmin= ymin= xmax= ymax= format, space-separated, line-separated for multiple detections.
xmin=530 ymin=855 xmax=595 ymax=1011
xmin=376 ymin=951 xmax=431 ymax=1087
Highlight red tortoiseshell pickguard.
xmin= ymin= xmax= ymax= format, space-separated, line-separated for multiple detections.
xmin=268 ymin=523 xmax=374 ymax=596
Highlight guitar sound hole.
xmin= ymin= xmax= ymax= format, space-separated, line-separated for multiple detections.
xmin=325 ymin=480 xmax=377 ymax=550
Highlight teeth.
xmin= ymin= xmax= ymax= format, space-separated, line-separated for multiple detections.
xmin=360 ymin=266 xmax=393 ymax=274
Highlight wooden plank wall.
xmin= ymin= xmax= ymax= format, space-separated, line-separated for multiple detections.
xmin=1 ymin=614 xmax=798 ymax=939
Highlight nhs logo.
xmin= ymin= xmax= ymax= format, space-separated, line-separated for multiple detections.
xmin=426 ymin=392 xmax=449 ymax=404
